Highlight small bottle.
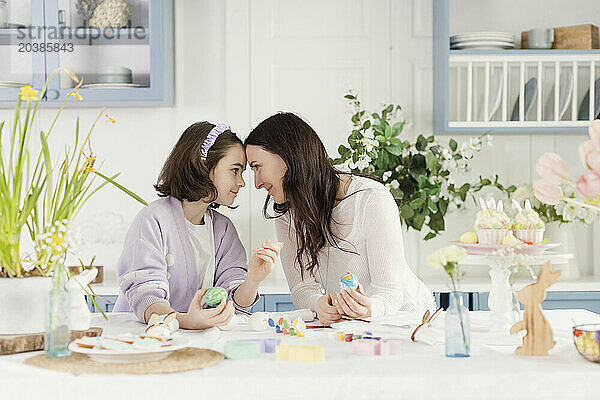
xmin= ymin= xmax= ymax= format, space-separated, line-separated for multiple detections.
xmin=0 ymin=0 xmax=8 ymax=29
xmin=45 ymin=265 xmax=71 ymax=358
xmin=445 ymin=291 xmax=471 ymax=357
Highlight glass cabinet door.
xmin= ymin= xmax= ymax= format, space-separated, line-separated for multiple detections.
xmin=0 ymin=0 xmax=45 ymax=106
xmin=43 ymin=0 xmax=172 ymax=106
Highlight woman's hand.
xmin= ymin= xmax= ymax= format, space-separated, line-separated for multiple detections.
xmin=331 ymin=285 xmax=372 ymax=319
xmin=315 ymin=293 xmax=342 ymax=326
xmin=247 ymin=239 xmax=283 ymax=284
xmin=179 ymin=289 xmax=235 ymax=330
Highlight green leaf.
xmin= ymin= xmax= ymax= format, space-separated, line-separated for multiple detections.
xmin=449 ymin=138 xmax=457 ymax=152
xmin=362 ymin=120 xmax=371 ymax=130
xmin=94 ymin=171 xmax=148 ymax=206
xmin=392 ymin=121 xmax=404 ymax=135
xmin=409 ymin=197 xmax=424 ymax=210
xmin=438 ymin=198 xmax=449 ymax=215
xmin=423 ymin=232 xmax=437 ymax=240
xmin=427 ymin=199 xmax=438 ymax=213
xmin=387 ymin=144 xmax=403 ymax=156
xmin=344 ymin=94 xmax=355 ymax=99
xmin=390 ymin=187 xmax=404 ymax=200
xmin=400 ymin=204 xmax=414 ymax=219
xmin=413 ymin=214 xmax=425 ymax=230
xmin=416 ymin=135 xmax=428 ymax=151
xmin=384 ymin=124 xmax=392 ymax=138
xmin=425 ymin=151 xmax=438 ymax=170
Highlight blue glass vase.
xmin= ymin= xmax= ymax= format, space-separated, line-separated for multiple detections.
xmin=445 ymin=291 xmax=471 ymax=357
xmin=45 ymin=265 xmax=71 ymax=358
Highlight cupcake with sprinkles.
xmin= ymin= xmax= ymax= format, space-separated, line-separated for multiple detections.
xmin=512 ymin=199 xmax=545 ymax=244
xmin=474 ymin=198 xmax=512 ymax=245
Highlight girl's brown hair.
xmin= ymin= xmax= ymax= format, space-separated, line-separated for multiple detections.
xmin=155 ymin=121 xmax=242 ymax=203
xmin=245 ymin=112 xmax=357 ymax=278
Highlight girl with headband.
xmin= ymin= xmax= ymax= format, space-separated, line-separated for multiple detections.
xmin=245 ymin=113 xmax=434 ymax=326
xmin=114 ymin=122 xmax=282 ymax=329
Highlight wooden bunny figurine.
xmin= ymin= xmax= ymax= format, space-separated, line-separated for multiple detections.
xmin=510 ymin=262 xmax=561 ymax=356
xmin=66 ymin=267 xmax=98 ymax=331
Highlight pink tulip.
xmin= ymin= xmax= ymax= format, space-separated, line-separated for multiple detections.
xmin=579 ymin=140 xmax=600 ymax=172
xmin=533 ymin=179 xmax=564 ymax=205
xmin=589 ymin=119 xmax=600 ymax=147
xmin=576 ymin=170 xmax=600 ymax=200
xmin=535 ymin=152 xmax=570 ymax=184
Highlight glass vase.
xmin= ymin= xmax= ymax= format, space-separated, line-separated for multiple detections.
xmin=445 ymin=291 xmax=471 ymax=357
xmin=44 ymin=265 xmax=71 ymax=358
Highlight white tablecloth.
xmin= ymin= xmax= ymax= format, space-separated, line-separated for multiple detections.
xmin=0 ymin=310 xmax=598 ymax=400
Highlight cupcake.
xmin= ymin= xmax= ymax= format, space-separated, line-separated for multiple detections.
xmin=512 ymin=199 xmax=545 ymax=244
xmin=474 ymin=198 xmax=512 ymax=244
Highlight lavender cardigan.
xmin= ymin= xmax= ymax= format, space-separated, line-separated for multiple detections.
xmin=113 ymin=196 xmax=254 ymax=321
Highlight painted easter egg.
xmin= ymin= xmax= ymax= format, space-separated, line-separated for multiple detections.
xmin=339 ymin=271 xmax=359 ymax=290
xmin=204 ymin=286 xmax=228 ymax=308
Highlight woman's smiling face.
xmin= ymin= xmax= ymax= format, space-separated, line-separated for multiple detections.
xmin=245 ymin=145 xmax=288 ymax=203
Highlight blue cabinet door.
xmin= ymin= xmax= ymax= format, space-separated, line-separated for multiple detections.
xmin=86 ymin=295 xmax=118 ymax=313
xmin=250 ymin=296 xmax=265 ymax=313
xmin=477 ymin=291 xmax=600 ymax=314
xmin=264 ymin=294 xmax=296 ymax=312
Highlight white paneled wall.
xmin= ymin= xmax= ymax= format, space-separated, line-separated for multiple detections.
xmin=0 ymin=0 xmax=596 ymax=285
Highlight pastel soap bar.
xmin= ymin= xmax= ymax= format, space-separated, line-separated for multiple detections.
xmin=276 ymin=345 xmax=324 ymax=363
xmin=224 ymin=341 xmax=261 ymax=360
xmin=229 ymin=338 xmax=281 ymax=353
xmin=352 ymin=339 xmax=401 ymax=356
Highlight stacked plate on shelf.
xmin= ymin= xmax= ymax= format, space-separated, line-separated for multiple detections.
xmin=0 ymin=81 xmax=30 ymax=88
xmin=450 ymin=32 xmax=515 ymax=50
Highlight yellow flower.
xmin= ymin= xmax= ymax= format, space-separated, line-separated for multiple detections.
xmin=105 ymin=113 xmax=115 ymax=124
xmin=85 ymin=155 xmax=96 ymax=166
xmin=85 ymin=167 xmax=95 ymax=174
xmin=19 ymin=86 xmax=39 ymax=102
xmin=68 ymin=91 xmax=83 ymax=101
xmin=50 ymin=233 xmax=66 ymax=256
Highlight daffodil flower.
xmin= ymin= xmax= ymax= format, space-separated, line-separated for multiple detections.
xmin=104 ymin=113 xmax=115 ymax=123
xmin=68 ymin=91 xmax=83 ymax=101
xmin=19 ymin=86 xmax=39 ymax=103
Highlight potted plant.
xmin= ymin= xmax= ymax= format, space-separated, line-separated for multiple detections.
xmin=331 ymin=90 xmax=516 ymax=240
xmin=0 ymin=69 xmax=146 ymax=335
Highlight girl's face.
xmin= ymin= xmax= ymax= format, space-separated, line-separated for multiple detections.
xmin=245 ymin=145 xmax=288 ymax=204
xmin=209 ymin=144 xmax=247 ymax=206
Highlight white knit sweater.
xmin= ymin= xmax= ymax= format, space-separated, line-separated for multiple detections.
xmin=275 ymin=176 xmax=435 ymax=318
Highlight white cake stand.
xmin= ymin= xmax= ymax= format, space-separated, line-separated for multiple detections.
xmin=458 ymin=253 xmax=574 ymax=331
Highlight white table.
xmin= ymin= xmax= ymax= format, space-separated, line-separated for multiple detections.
xmin=1 ymin=310 xmax=599 ymax=399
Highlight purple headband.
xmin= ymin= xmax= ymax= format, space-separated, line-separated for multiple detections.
xmin=200 ymin=123 xmax=230 ymax=158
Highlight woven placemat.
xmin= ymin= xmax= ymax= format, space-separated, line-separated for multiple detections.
xmin=24 ymin=347 xmax=224 ymax=375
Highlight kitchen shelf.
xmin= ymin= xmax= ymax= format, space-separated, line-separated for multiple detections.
xmin=433 ymin=0 xmax=599 ymax=134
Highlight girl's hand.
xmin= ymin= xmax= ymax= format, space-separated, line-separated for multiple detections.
xmin=180 ymin=289 xmax=235 ymax=330
xmin=247 ymin=240 xmax=283 ymax=284
xmin=331 ymin=285 xmax=372 ymax=319
xmin=315 ymin=293 xmax=342 ymax=326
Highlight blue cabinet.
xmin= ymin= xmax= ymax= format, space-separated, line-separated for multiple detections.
xmin=264 ymin=294 xmax=296 ymax=312
xmin=86 ymin=294 xmax=117 ymax=313
xmin=1 ymin=0 xmax=173 ymax=107
xmin=476 ymin=291 xmax=600 ymax=314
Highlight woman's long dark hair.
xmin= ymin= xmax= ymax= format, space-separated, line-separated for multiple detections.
xmin=245 ymin=112 xmax=355 ymax=278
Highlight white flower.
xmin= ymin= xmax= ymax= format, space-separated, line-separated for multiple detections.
xmin=382 ymin=171 xmax=392 ymax=181
xmin=427 ymin=245 xmax=467 ymax=268
xmin=363 ymin=129 xmax=374 ymax=139
xmin=390 ymin=180 xmax=399 ymax=189
xmin=561 ymin=203 xmax=578 ymax=221
xmin=584 ymin=208 xmax=598 ymax=224
xmin=460 ymin=143 xmax=474 ymax=159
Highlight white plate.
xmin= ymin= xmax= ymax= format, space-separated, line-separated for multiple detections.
xmin=478 ymin=68 xmax=503 ymax=121
xmin=68 ymin=337 xmax=188 ymax=364
xmin=511 ymin=77 xmax=538 ymax=120
xmin=451 ymin=37 xmax=514 ymax=45
xmin=543 ymin=68 xmax=574 ymax=121
xmin=451 ymin=31 xmax=514 ymax=40
xmin=451 ymin=241 xmax=560 ymax=255
xmin=452 ymin=41 xmax=515 ymax=50
xmin=81 ymin=83 xmax=144 ymax=89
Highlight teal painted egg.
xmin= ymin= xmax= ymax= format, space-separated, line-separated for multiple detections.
xmin=204 ymin=286 xmax=228 ymax=308
xmin=339 ymin=271 xmax=359 ymax=290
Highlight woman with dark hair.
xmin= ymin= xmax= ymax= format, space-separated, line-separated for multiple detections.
xmin=114 ymin=122 xmax=281 ymax=329
xmin=245 ymin=113 xmax=433 ymax=326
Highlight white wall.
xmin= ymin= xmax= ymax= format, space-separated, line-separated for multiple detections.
xmin=0 ymin=0 xmax=597 ymax=285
